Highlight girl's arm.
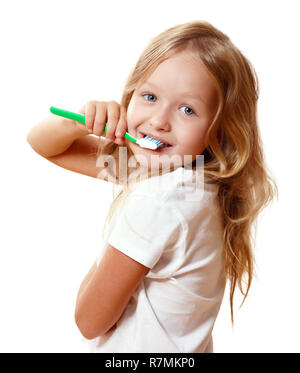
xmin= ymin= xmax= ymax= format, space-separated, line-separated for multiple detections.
xmin=74 ymin=244 xmax=149 ymax=340
xmin=27 ymin=116 xmax=104 ymax=179
xmin=76 ymin=262 xmax=98 ymax=302
xmin=26 ymin=115 xmax=89 ymax=157
xmin=27 ymin=101 xmax=126 ymax=180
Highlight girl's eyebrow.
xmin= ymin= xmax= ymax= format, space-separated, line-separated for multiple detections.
xmin=141 ymin=81 xmax=207 ymax=106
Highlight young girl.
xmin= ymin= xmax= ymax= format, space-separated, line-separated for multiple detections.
xmin=27 ymin=21 xmax=277 ymax=353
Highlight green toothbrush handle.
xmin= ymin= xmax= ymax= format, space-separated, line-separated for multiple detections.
xmin=50 ymin=106 xmax=87 ymax=124
xmin=49 ymin=106 xmax=137 ymax=143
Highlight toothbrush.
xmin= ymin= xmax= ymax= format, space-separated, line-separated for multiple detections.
xmin=49 ymin=106 xmax=163 ymax=150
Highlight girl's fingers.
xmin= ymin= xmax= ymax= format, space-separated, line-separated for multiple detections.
xmin=105 ymin=101 xmax=120 ymax=140
xmin=85 ymin=101 xmax=97 ymax=132
xmin=115 ymin=106 xmax=127 ymax=144
xmin=78 ymin=100 xmax=125 ymax=139
xmin=74 ymin=104 xmax=89 ymax=132
xmin=93 ymin=102 xmax=107 ymax=137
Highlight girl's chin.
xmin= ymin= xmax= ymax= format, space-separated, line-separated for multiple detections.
xmin=135 ymin=154 xmax=183 ymax=172
xmin=127 ymin=141 xmax=185 ymax=169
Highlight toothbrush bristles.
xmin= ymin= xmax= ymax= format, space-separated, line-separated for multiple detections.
xmin=144 ymin=136 xmax=164 ymax=148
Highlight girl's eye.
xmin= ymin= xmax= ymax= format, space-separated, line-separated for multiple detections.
xmin=143 ymin=93 xmax=157 ymax=102
xmin=180 ymin=106 xmax=195 ymax=116
xmin=142 ymin=94 xmax=195 ymax=116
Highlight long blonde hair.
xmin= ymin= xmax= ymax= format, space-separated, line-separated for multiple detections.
xmin=97 ymin=20 xmax=278 ymax=323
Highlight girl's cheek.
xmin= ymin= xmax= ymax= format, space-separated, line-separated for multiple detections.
xmin=125 ymin=108 xmax=135 ymax=130
xmin=126 ymin=98 xmax=135 ymax=117
xmin=127 ymin=101 xmax=139 ymax=121
xmin=127 ymin=107 xmax=145 ymax=130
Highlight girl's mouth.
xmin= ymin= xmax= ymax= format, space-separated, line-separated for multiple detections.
xmin=139 ymin=132 xmax=173 ymax=152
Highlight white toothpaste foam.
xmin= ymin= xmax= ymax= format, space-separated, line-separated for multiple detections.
xmin=136 ymin=138 xmax=159 ymax=150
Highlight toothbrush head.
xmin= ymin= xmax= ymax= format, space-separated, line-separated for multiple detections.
xmin=136 ymin=137 xmax=164 ymax=150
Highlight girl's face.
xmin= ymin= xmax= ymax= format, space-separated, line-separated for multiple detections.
xmin=126 ymin=50 xmax=219 ymax=171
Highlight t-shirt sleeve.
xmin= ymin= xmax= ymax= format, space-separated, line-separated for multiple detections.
xmin=106 ymin=193 xmax=183 ymax=269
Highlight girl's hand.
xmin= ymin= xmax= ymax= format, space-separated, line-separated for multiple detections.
xmin=76 ymin=100 xmax=127 ymax=145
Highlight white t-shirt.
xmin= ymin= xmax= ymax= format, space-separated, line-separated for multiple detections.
xmin=87 ymin=166 xmax=226 ymax=353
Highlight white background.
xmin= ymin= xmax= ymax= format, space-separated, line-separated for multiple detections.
xmin=1 ymin=0 xmax=299 ymax=352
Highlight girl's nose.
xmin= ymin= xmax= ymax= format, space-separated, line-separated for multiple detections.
xmin=150 ymin=107 xmax=171 ymax=131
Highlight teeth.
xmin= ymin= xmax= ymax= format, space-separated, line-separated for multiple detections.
xmin=144 ymin=135 xmax=163 ymax=147
xmin=144 ymin=135 xmax=169 ymax=148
